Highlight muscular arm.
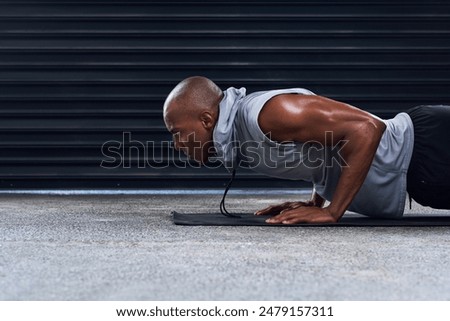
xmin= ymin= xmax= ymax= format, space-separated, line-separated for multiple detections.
xmin=258 ymin=94 xmax=386 ymax=223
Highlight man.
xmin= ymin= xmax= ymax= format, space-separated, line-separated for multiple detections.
xmin=163 ymin=76 xmax=450 ymax=224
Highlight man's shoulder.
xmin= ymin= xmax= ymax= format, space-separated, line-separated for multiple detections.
xmin=243 ymin=88 xmax=314 ymax=106
xmin=238 ymin=88 xmax=315 ymax=120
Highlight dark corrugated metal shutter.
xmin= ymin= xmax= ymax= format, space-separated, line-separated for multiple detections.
xmin=1 ymin=1 xmax=450 ymax=189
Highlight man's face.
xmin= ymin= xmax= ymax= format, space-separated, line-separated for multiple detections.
xmin=164 ymin=106 xmax=214 ymax=164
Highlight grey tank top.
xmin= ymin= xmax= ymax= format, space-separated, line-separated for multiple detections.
xmin=213 ymin=87 xmax=414 ymax=218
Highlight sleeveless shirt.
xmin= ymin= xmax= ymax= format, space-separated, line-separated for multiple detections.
xmin=212 ymin=87 xmax=414 ymax=217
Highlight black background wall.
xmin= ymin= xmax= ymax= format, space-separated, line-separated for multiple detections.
xmin=1 ymin=0 xmax=449 ymax=189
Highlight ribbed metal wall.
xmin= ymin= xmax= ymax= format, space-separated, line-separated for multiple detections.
xmin=1 ymin=1 xmax=450 ymax=189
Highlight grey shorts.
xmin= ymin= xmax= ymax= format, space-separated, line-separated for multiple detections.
xmin=406 ymin=105 xmax=450 ymax=209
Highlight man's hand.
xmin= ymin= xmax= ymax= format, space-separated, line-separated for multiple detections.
xmin=254 ymin=201 xmax=314 ymax=216
xmin=255 ymin=196 xmax=336 ymax=224
xmin=264 ymin=206 xmax=337 ymax=224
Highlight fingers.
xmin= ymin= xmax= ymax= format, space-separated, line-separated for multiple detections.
xmin=265 ymin=207 xmax=336 ymax=224
xmin=265 ymin=210 xmax=298 ymax=224
xmin=254 ymin=201 xmax=308 ymax=216
xmin=254 ymin=201 xmax=290 ymax=216
xmin=254 ymin=205 xmax=280 ymax=216
xmin=265 ymin=207 xmax=304 ymax=224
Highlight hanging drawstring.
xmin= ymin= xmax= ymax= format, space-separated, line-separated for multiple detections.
xmin=219 ymin=169 xmax=241 ymax=218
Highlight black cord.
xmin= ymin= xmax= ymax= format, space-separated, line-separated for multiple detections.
xmin=219 ymin=169 xmax=241 ymax=218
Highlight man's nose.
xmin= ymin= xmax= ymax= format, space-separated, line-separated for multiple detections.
xmin=173 ymin=138 xmax=187 ymax=153
xmin=173 ymin=139 xmax=181 ymax=151
xmin=172 ymin=133 xmax=181 ymax=151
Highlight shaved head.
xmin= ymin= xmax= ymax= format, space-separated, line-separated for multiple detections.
xmin=163 ymin=76 xmax=223 ymax=164
xmin=163 ymin=76 xmax=223 ymax=117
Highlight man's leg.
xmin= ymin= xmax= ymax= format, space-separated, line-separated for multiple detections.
xmin=406 ymin=105 xmax=450 ymax=209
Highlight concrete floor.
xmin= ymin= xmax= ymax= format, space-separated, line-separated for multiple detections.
xmin=1 ymin=190 xmax=450 ymax=300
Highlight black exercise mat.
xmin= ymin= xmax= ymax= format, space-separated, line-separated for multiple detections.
xmin=172 ymin=211 xmax=450 ymax=226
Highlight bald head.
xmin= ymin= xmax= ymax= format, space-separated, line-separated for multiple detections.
xmin=163 ymin=76 xmax=223 ymax=164
xmin=163 ymin=76 xmax=223 ymax=118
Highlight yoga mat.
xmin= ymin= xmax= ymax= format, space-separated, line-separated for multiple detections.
xmin=172 ymin=211 xmax=450 ymax=226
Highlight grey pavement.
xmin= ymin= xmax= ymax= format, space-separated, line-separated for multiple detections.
xmin=1 ymin=190 xmax=450 ymax=301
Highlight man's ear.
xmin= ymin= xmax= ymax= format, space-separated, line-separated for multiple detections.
xmin=199 ymin=111 xmax=215 ymax=129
